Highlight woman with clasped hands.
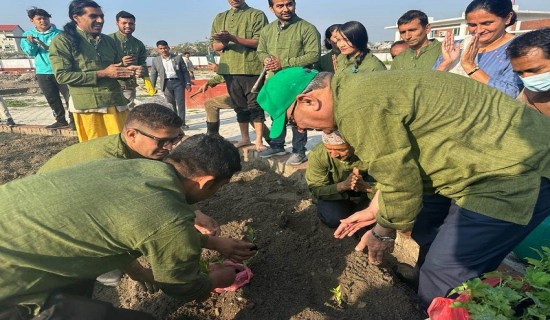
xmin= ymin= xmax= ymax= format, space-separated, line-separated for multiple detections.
xmin=434 ymin=0 xmax=523 ymax=98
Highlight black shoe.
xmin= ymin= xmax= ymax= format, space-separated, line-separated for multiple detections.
xmin=46 ymin=121 xmax=69 ymax=129
xmin=6 ymin=118 xmax=16 ymax=127
xmin=69 ymin=122 xmax=76 ymax=131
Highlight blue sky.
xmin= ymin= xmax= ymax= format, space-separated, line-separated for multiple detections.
xmin=1 ymin=0 xmax=548 ymax=46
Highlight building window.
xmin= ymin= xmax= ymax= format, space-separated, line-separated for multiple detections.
xmin=453 ymin=28 xmax=460 ymax=36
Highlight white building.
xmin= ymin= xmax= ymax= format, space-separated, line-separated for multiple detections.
xmin=0 ymin=25 xmax=24 ymax=53
xmin=386 ymin=5 xmax=550 ymax=42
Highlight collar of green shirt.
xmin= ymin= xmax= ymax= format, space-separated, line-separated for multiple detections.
xmin=278 ymin=15 xmax=301 ymax=30
xmin=231 ymin=2 xmax=250 ymax=11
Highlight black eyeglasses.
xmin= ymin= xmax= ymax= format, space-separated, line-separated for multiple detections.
xmin=287 ymin=101 xmax=298 ymax=127
xmin=133 ymin=128 xmax=183 ymax=147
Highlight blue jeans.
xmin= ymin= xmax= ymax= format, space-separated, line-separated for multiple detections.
xmin=268 ymin=126 xmax=307 ymax=154
xmin=415 ymin=178 xmax=550 ymax=310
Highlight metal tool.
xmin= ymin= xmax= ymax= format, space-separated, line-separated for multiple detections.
xmin=251 ymin=67 xmax=267 ymax=94
xmin=189 ymin=91 xmax=203 ymax=99
xmin=251 ymin=55 xmax=271 ymax=94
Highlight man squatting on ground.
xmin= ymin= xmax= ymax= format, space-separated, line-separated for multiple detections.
xmin=109 ymin=10 xmax=149 ymax=110
xmin=305 ymin=131 xmax=372 ymax=228
xmin=0 ymin=134 xmax=257 ymax=318
xmin=21 ymin=7 xmax=73 ymax=130
xmin=49 ymin=0 xmax=142 ymax=142
xmin=257 ymin=67 xmax=550 ymax=310
xmin=210 ymin=0 xmax=269 ymax=151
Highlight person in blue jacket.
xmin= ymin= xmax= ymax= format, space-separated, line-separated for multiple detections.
xmin=21 ymin=7 xmax=73 ymax=129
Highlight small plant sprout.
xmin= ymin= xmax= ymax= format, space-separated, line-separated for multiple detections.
xmin=330 ymin=284 xmax=343 ymax=307
xmin=245 ymin=226 xmax=256 ymax=243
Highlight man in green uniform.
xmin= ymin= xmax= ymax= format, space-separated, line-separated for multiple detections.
xmin=391 ymin=10 xmax=441 ymax=70
xmin=257 ymin=67 xmax=550 ymax=310
xmin=257 ymin=0 xmax=321 ymax=165
xmin=0 ymin=134 xmax=256 ymax=318
xmin=306 ymin=131 xmax=371 ymax=228
xmin=39 ymin=103 xmax=220 ymax=237
xmin=109 ymin=10 xmax=148 ymax=109
xmin=211 ymin=0 xmax=268 ymax=151
xmin=49 ymin=0 xmax=142 ymax=142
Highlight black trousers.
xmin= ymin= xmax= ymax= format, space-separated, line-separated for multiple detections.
xmin=36 ymin=74 xmax=69 ymax=123
xmin=223 ymin=75 xmax=265 ymax=123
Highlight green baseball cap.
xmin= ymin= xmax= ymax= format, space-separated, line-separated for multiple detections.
xmin=257 ymin=67 xmax=318 ymax=138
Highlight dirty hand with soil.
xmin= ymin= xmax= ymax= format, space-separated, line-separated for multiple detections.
xmin=334 ymin=190 xmax=396 ymax=265
xmin=204 ymin=236 xmax=257 ymax=262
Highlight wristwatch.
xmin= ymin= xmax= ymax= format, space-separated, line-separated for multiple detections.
xmin=371 ymin=230 xmax=395 ymax=242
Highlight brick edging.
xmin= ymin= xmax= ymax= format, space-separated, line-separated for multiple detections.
xmin=0 ymin=124 xmax=77 ymax=137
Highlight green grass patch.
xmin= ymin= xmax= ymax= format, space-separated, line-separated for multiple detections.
xmin=4 ymin=99 xmax=29 ymax=108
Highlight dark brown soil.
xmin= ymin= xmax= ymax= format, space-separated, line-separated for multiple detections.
xmin=0 ymin=132 xmax=425 ymax=320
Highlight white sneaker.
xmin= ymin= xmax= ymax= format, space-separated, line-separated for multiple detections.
xmin=96 ymin=269 xmax=123 ymax=287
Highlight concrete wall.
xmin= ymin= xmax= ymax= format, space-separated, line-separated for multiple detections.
xmin=0 ymin=59 xmax=35 ymax=72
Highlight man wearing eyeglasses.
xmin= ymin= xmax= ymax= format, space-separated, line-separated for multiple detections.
xmin=49 ymin=0 xmax=142 ymax=142
xmin=40 ymin=103 xmax=182 ymax=171
xmin=257 ymin=67 xmax=550 ymax=311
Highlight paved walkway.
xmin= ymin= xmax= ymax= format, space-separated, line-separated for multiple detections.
xmin=2 ymin=92 xmax=323 ymax=151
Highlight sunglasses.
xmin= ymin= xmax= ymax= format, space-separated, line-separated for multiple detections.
xmin=132 ymin=128 xmax=183 ymax=147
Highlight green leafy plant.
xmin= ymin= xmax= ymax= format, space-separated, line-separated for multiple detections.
xmin=450 ymin=247 xmax=550 ymax=320
xmin=330 ymin=284 xmax=343 ymax=307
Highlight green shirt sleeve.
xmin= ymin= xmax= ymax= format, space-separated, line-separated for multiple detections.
xmin=139 ymin=209 xmax=212 ymax=301
xmin=305 ymin=144 xmax=348 ymax=200
xmin=336 ymin=83 xmax=423 ymax=230
xmin=49 ymin=34 xmax=98 ymax=86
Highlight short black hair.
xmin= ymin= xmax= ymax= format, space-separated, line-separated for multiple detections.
xmin=166 ymin=134 xmax=241 ymax=180
xmin=507 ymin=28 xmax=550 ymax=60
xmin=125 ymin=103 xmax=183 ymax=130
xmin=183 ymin=52 xmax=190 ymax=55
xmin=156 ymin=40 xmax=169 ymax=47
xmin=27 ymin=7 xmax=51 ymax=19
xmin=268 ymin=0 xmax=295 ymax=7
xmin=116 ymin=10 xmax=135 ymax=21
xmin=397 ymin=10 xmax=429 ymax=27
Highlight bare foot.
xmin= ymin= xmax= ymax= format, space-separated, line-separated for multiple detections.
xmin=233 ymin=140 xmax=253 ymax=148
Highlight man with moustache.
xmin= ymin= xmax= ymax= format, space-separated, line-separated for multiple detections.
xmin=257 ymin=0 xmax=320 ymax=165
xmin=109 ymin=10 xmax=148 ymax=109
xmin=391 ymin=10 xmax=441 ymax=70
xmin=256 ymin=67 xmax=550 ymax=311
xmin=49 ymin=0 xmax=141 ymax=142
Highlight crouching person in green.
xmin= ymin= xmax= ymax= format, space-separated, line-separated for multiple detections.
xmin=0 ymin=134 xmax=256 ymax=318
xmin=306 ymin=131 xmax=372 ymax=228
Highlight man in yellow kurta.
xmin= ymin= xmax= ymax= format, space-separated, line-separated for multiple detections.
xmin=49 ymin=0 xmax=141 ymax=142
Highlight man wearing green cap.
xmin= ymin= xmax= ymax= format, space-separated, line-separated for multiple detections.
xmin=256 ymin=0 xmax=321 ymax=165
xmin=256 ymin=66 xmax=550 ymax=310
